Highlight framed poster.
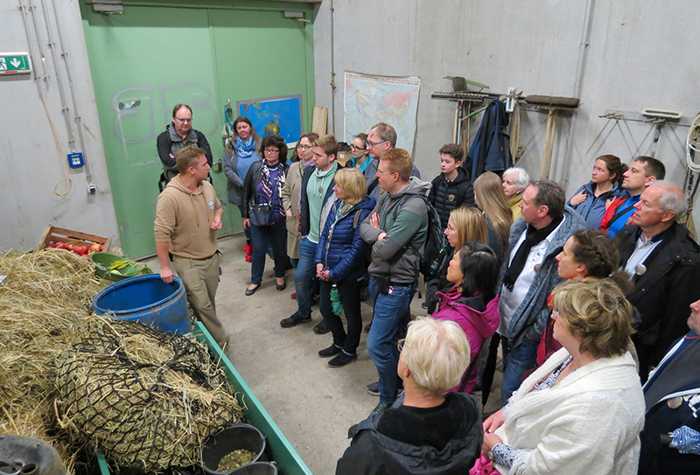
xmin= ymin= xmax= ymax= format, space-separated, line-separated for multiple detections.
xmin=238 ymin=95 xmax=303 ymax=145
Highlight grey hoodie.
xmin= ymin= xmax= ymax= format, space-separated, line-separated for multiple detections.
xmin=360 ymin=177 xmax=430 ymax=284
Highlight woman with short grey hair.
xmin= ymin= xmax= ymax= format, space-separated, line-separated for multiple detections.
xmin=337 ymin=318 xmax=482 ymax=474
xmin=502 ymin=167 xmax=529 ymax=221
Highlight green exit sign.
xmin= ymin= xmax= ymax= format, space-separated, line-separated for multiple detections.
xmin=0 ymin=52 xmax=32 ymax=76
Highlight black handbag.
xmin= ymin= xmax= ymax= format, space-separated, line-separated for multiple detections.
xmin=248 ymin=203 xmax=272 ymax=226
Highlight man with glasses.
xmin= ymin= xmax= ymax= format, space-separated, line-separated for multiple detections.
xmin=360 ymin=148 xmax=429 ymax=415
xmin=157 ymin=103 xmax=214 ymax=191
xmin=364 ymin=123 xmax=421 ymax=200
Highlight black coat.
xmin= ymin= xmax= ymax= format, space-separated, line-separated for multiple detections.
xmin=616 ymin=222 xmax=700 ymax=376
xmin=336 ymin=394 xmax=482 ymax=475
xmin=241 ymin=160 xmax=288 ymax=220
xmin=639 ymin=337 xmax=700 ymax=475
xmin=428 ymin=167 xmax=475 ymax=229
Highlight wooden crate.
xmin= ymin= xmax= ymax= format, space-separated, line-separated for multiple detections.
xmin=36 ymin=226 xmax=110 ymax=252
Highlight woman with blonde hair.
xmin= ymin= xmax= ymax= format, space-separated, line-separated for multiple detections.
xmin=425 ymin=206 xmax=490 ymax=313
xmin=445 ymin=206 xmax=489 ymax=252
xmin=338 ymin=317 xmax=483 ymax=474
xmin=474 ymin=171 xmax=513 ymax=260
xmin=315 ymin=168 xmax=375 ymax=367
xmin=476 ymin=278 xmax=644 ymax=475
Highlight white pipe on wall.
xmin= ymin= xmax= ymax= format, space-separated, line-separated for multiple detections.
xmin=557 ymin=0 xmax=595 ymax=186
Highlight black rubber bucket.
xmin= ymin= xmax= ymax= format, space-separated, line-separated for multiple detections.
xmin=229 ymin=463 xmax=277 ymax=475
xmin=0 ymin=435 xmax=65 ymax=475
xmin=201 ymin=424 xmax=267 ymax=475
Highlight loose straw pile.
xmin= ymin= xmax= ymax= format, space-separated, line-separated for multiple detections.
xmin=0 ymin=249 xmax=102 ymax=471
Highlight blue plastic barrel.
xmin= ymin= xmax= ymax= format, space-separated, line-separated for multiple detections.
xmin=92 ymin=274 xmax=191 ymax=334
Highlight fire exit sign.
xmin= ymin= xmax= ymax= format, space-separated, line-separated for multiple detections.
xmin=0 ymin=53 xmax=32 ymax=76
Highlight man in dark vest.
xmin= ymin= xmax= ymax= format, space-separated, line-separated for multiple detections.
xmin=156 ymin=103 xmax=213 ymax=191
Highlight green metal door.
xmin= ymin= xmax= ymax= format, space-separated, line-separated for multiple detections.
xmin=81 ymin=1 xmax=314 ymax=257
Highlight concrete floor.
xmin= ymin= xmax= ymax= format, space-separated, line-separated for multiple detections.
xmin=148 ymin=234 xmax=502 ymax=474
xmin=149 ymin=235 xmax=380 ymax=473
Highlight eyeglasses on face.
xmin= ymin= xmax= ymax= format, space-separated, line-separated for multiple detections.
xmin=264 ymin=148 xmax=280 ymax=154
xmin=351 ymin=144 xmax=366 ymax=151
xmin=366 ymin=139 xmax=386 ymax=148
xmin=174 ymin=117 xmax=192 ymax=123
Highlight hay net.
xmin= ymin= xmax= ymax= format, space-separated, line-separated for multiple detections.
xmin=55 ymin=317 xmax=243 ymax=472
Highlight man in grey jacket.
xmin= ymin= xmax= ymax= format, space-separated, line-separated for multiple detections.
xmin=498 ymin=180 xmax=586 ymax=403
xmin=360 ymin=148 xmax=429 ymax=414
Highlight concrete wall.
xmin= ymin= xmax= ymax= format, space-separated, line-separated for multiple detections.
xmin=313 ymin=0 xmax=700 ymax=224
xmin=0 ymin=0 xmax=118 ymax=251
xmin=3 ymin=0 xmax=700 ymax=251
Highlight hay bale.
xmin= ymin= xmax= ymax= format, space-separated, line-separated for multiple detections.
xmin=0 ymin=249 xmax=103 ymax=472
xmin=55 ymin=317 xmax=243 ymax=472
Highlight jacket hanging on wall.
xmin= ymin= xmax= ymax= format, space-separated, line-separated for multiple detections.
xmin=465 ymin=100 xmax=513 ymax=182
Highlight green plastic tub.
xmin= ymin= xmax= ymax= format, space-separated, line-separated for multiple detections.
xmin=91 ymin=252 xmax=152 ymax=281
xmin=97 ymin=321 xmax=311 ymax=475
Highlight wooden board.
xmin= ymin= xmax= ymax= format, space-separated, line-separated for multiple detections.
xmin=312 ymin=105 xmax=328 ymax=136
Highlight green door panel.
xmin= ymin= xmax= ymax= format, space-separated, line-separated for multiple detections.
xmin=81 ymin=1 xmax=314 ymax=257
xmin=209 ymin=8 xmax=315 ymax=130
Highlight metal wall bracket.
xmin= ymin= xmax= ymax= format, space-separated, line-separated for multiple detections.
xmin=86 ymin=0 xmax=124 ymax=15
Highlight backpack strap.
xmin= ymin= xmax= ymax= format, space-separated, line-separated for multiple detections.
xmin=352 ymin=208 xmax=363 ymax=229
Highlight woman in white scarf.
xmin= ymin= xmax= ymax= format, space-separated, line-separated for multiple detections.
xmin=481 ymin=278 xmax=645 ymax=475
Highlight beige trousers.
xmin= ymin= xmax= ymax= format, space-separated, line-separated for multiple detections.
xmin=172 ymin=252 xmax=227 ymax=348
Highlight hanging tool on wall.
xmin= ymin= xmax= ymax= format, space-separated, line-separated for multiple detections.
xmin=432 ymin=84 xmax=579 ymax=178
xmin=586 ymin=108 xmax=699 ymax=236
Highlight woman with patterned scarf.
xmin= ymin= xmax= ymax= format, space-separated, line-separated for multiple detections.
xmin=223 ymin=116 xmax=261 ymax=262
xmin=242 ymin=135 xmax=290 ymax=296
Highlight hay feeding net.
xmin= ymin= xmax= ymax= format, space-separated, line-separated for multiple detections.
xmin=55 ymin=317 xmax=243 ymax=472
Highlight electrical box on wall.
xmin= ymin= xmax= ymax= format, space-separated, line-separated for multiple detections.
xmin=67 ymin=151 xmax=85 ymax=169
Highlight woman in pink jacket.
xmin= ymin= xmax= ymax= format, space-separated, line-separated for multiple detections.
xmin=432 ymin=241 xmax=501 ymax=393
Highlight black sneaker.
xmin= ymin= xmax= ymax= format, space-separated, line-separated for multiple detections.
xmin=366 ymin=381 xmax=379 ymax=396
xmin=318 ymin=344 xmax=341 ymax=358
xmin=329 ymin=351 xmax=357 ymax=367
xmin=313 ymin=319 xmax=332 ymax=334
xmin=280 ymin=313 xmax=311 ymax=328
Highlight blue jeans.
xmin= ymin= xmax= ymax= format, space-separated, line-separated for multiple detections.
xmin=250 ymin=224 xmax=287 ymax=285
xmin=501 ymin=336 xmax=539 ymax=405
xmin=293 ymin=237 xmax=317 ymax=317
xmin=367 ymin=277 xmax=415 ymax=405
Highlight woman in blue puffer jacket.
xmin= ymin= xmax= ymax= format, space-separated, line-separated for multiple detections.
xmin=568 ymin=154 xmax=626 ymax=229
xmin=315 ymin=168 xmax=376 ymax=367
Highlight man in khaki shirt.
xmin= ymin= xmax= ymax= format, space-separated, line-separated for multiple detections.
xmin=154 ymin=145 xmax=226 ymax=346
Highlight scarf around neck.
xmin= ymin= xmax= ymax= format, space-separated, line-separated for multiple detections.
xmin=234 ymin=136 xmax=256 ymax=160
xmin=502 ymin=216 xmax=563 ymax=290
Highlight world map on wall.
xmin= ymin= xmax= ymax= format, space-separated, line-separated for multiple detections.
xmin=238 ymin=95 xmax=303 ymax=145
xmin=343 ymin=71 xmax=421 ymax=152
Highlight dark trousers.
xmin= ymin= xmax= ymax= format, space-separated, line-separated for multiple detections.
xmin=250 ymin=224 xmax=287 ymax=285
xmin=634 ymin=340 xmax=655 ymax=383
xmin=319 ymin=278 xmax=362 ymax=355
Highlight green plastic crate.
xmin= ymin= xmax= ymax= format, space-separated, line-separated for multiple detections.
xmin=97 ymin=321 xmax=311 ymax=475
